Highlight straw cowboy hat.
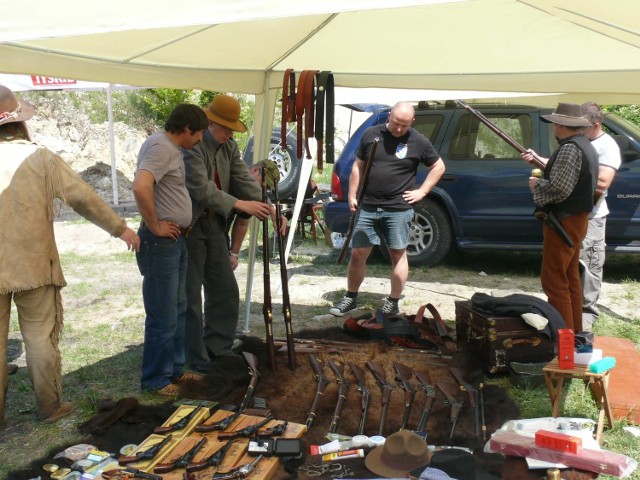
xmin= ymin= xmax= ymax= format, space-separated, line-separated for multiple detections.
xmin=541 ymin=102 xmax=592 ymax=128
xmin=0 ymin=85 xmax=35 ymax=126
xmin=203 ymin=94 xmax=247 ymax=133
xmin=365 ymin=430 xmax=431 ymax=478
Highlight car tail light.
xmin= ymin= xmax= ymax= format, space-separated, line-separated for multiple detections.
xmin=330 ymin=172 xmax=343 ymax=200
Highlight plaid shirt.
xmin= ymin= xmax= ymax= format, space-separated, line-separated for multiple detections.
xmin=532 ymin=134 xmax=584 ymax=207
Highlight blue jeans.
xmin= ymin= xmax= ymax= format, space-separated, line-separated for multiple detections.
xmin=352 ymin=206 xmax=414 ymax=249
xmin=136 ymin=228 xmax=188 ymax=390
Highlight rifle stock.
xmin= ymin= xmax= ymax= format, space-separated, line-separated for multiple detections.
xmin=261 ymin=172 xmax=277 ymax=371
xmin=348 ymin=361 xmax=370 ymax=435
xmin=240 ymin=352 xmax=260 ymax=412
xmin=437 ymin=382 xmax=463 ymax=440
xmin=394 ymin=363 xmax=416 ymax=430
xmin=186 ymin=440 xmax=235 ymax=473
xmin=306 ymin=354 xmax=330 ymax=428
xmin=337 ymin=137 xmax=379 ymax=264
xmin=450 ymin=367 xmax=480 ymax=437
xmin=456 ymin=100 xmax=546 ymax=169
xmin=327 ymin=359 xmax=350 ymax=433
xmin=273 ymin=182 xmax=296 ymax=370
xmin=153 ymin=404 xmax=205 ymax=434
xmin=153 ymin=437 xmax=207 ymax=474
xmin=118 ymin=434 xmax=172 ymax=465
xmin=366 ymin=361 xmax=395 ymax=436
xmin=414 ymin=370 xmax=436 ymax=432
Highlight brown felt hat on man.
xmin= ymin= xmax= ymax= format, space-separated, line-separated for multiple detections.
xmin=365 ymin=430 xmax=431 ymax=478
xmin=0 ymin=85 xmax=35 ymax=126
xmin=541 ymin=102 xmax=592 ymax=128
xmin=203 ymin=94 xmax=247 ymax=133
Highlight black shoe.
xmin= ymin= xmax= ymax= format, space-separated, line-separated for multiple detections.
xmin=379 ymin=298 xmax=400 ymax=315
xmin=329 ymin=296 xmax=358 ymax=316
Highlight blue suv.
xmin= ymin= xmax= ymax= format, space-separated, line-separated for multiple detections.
xmin=323 ymin=102 xmax=640 ymax=266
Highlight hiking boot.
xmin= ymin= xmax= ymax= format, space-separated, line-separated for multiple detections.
xmin=329 ymin=296 xmax=358 ymax=316
xmin=41 ymin=401 xmax=75 ymax=424
xmin=379 ymin=298 xmax=400 ymax=315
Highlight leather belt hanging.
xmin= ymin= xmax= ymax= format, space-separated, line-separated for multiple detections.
xmin=315 ymin=71 xmax=335 ymax=172
xmin=281 ymin=69 xmax=296 ymax=149
xmin=296 ymin=69 xmax=318 ymax=160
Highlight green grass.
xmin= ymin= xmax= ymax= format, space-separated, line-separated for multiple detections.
xmin=2 ymin=219 xmax=640 ymax=479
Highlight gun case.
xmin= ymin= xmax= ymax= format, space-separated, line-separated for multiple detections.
xmin=454 ymin=300 xmax=555 ymax=373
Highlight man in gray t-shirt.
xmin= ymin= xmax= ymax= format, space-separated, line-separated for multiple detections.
xmin=133 ymin=104 xmax=208 ymax=396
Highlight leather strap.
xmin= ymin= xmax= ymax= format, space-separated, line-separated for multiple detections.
xmin=296 ymin=70 xmax=318 ymax=160
xmin=281 ymin=69 xmax=296 ymax=149
xmin=315 ymin=71 xmax=335 ymax=172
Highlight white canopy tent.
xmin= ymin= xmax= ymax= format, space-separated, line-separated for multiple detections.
xmin=2 ymin=0 xmax=640 ymax=329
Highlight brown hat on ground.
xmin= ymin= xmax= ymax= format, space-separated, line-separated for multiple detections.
xmin=541 ymin=102 xmax=592 ymax=128
xmin=365 ymin=430 xmax=431 ymax=478
xmin=203 ymin=94 xmax=247 ymax=133
xmin=0 ymin=85 xmax=35 ymax=126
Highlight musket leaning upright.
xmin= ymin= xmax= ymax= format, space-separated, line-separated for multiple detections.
xmin=337 ymin=137 xmax=379 ymax=264
xmin=260 ymin=165 xmax=277 ymax=370
xmin=273 ymin=180 xmax=296 ymax=370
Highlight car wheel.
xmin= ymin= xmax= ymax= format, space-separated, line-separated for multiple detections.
xmin=380 ymin=198 xmax=453 ymax=267
xmin=243 ymin=128 xmax=302 ymax=200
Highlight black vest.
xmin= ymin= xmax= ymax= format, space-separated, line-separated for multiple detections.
xmin=544 ymin=135 xmax=598 ymax=215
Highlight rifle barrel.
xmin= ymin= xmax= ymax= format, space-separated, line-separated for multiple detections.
xmin=261 ymin=178 xmax=277 ymax=371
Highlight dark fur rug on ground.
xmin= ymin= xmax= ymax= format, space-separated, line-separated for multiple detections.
xmin=7 ymin=327 xmax=597 ymax=480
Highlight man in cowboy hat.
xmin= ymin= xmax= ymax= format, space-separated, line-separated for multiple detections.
xmin=0 ymin=85 xmax=140 ymax=425
xmin=521 ymin=102 xmax=598 ymax=332
xmin=182 ymin=94 xmax=284 ymax=372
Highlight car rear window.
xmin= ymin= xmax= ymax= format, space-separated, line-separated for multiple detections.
xmin=448 ymin=113 xmax=533 ymax=160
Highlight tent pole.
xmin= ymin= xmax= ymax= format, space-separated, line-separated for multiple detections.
xmin=107 ymin=83 xmax=119 ymax=205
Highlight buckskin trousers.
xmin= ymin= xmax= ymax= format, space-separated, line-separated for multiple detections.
xmin=0 ymin=285 xmax=63 ymax=422
xmin=541 ymin=212 xmax=589 ymax=333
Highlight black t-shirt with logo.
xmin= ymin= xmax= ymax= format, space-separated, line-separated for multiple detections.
xmin=356 ymin=124 xmax=439 ymax=209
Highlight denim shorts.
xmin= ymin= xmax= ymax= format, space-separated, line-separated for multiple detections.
xmin=351 ymin=206 xmax=414 ymax=249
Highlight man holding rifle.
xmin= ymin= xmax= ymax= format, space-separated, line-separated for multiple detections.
xmin=521 ymin=102 xmax=598 ymax=333
xmin=330 ymin=102 xmax=445 ymax=316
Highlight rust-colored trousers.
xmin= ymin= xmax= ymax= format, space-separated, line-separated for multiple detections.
xmin=541 ymin=212 xmax=589 ymax=332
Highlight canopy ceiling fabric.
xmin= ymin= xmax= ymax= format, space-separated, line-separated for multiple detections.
xmin=1 ymin=0 xmax=640 ymax=105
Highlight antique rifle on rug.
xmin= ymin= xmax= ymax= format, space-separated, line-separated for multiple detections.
xmin=306 ymin=354 xmax=331 ymax=429
xmin=154 ymin=404 xmax=206 ymax=435
xmin=213 ymin=454 xmax=264 ymax=480
xmin=450 ymin=367 xmax=480 ymax=438
xmin=437 ymin=382 xmax=463 ymax=440
xmin=328 ymin=359 xmax=350 ymax=433
xmin=348 ymin=361 xmax=370 ymax=435
xmin=394 ymin=363 xmax=416 ymax=430
xmin=118 ymin=434 xmax=173 ymax=465
xmin=261 ymin=163 xmax=277 ymax=371
xmin=337 ymin=137 xmax=379 ymax=264
xmin=366 ymin=360 xmax=395 ymax=435
xmin=102 ymin=468 xmax=162 ymax=480
xmin=196 ymin=352 xmax=260 ymax=433
xmin=186 ymin=440 xmax=236 ymax=473
xmin=217 ymin=414 xmax=274 ymax=440
xmin=273 ymin=180 xmax=296 ymax=370
xmin=154 ymin=437 xmax=207 ymax=474
xmin=414 ymin=369 xmax=436 ymax=432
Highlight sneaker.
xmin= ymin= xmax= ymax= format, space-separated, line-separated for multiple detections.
xmin=379 ymin=298 xmax=400 ymax=315
xmin=329 ymin=296 xmax=358 ymax=316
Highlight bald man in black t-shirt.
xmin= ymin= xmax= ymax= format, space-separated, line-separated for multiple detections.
xmin=330 ymin=102 xmax=446 ymax=316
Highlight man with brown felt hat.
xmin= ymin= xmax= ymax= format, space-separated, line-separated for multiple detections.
xmin=183 ymin=94 xmax=286 ymax=372
xmin=0 ymin=85 xmax=140 ymax=424
xmin=521 ymin=102 xmax=598 ymax=332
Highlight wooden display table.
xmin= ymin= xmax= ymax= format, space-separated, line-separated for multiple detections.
xmin=542 ymin=357 xmax=613 ymax=443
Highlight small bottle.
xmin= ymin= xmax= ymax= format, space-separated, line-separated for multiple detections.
xmin=531 ymin=168 xmax=542 ymax=178
xmin=546 ymin=467 xmax=561 ymax=480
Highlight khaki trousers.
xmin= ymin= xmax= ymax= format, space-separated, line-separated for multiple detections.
xmin=541 ymin=212 xmax=589 ymax=333
xmin=0 ymin=285 xmax=63 ymax=421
